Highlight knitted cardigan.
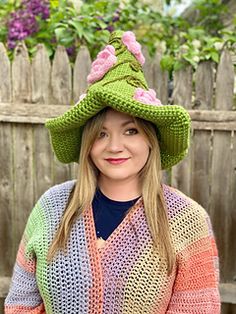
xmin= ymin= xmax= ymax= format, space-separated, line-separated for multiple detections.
xmin=5 ymin=180 xmax=221 ymax=314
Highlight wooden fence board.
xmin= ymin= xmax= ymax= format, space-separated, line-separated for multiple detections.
xmin=52 ymin=157 xmax=73 ymax=186
xmin=171 ymin=134 xmax=193 ymax=197
xmin=12 ymin=42 xmax=31 ymax=103
xmin=0 ymin=123 xmax=13 ymax=275
xmin=225 ymin=131 xmax=236 ymax=281
xmin=12 ymin=124 xmax=34 ymax=259
xmin=215 ymin=49 xmax=235 ymax=110
xmin=210 ymin=131 xmax=233 ymax=282
xmin=0 ymin=43 xmax=11 ymax=102
xmin=142 ymin=48 xmax=154 ymax=88
xmin=32 ymin=44 xmax=51 ymax=104
xmin=152 ymin=51 xmax=168 ymax=105
xmin=173 ymin=65 xmax=193 ymax=108
xmin=221 ymin=304 xmax=236 ymax=314
xmin=191 ymin=129 xmax=212 ymax=210
xmin=195 ymin=61 xmax=214 ymax=110
xmin=33 ymin=125 xmax=54 ymax=201
xmin=73 ymin=46 xmax=91 ymax=103
xmin=51 ymin=46 xmax=72 ymax=105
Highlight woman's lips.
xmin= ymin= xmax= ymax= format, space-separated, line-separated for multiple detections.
xmin=105 ymin=158 xmax=129 ymax=165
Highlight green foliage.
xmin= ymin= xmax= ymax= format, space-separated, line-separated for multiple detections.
xmin=0 ymin=0 xmax=235 ymax=74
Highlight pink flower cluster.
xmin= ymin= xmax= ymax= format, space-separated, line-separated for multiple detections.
xmin=122 ymin=31 xmax=145 ymax=65
xmin=134 ymin=88 xmax=162 ymax=106
xmin=87 ymin=45 xmax=117 ymax=84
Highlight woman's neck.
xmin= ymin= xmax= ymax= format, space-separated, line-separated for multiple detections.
xmin=97 ymin=177 xmax=142 ymax=201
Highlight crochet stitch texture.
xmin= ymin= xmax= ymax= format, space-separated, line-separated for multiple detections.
xmin=5 ymin=181 xmax=220 ymax=313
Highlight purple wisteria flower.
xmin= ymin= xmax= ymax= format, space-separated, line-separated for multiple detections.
xmin=7 ymin=0 xmax=50 ymax=50
xmin=7 ymin=10 xmax=38 ymax=49
xmin=66 ymin=46 xmax=76 ymax=57
xmin=22 ymin=0 xmax=50 ymax=20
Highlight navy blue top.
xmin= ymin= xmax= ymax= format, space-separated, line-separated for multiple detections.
xmin=92 ymin=188 xmax=140 ymax=240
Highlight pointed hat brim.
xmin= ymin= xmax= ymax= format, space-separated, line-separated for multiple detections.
xmin=46 ymin=85 xmax=190 ymax=169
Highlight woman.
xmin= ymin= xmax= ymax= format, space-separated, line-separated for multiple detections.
xmin=5 ymin=30 xmax=220 ymax=313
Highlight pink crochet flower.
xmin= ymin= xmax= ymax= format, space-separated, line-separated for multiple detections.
xmin=134 ymin=88 xmax=162 ymax=106
xmin=122 ymin=31 xmax=145 ymax=65
xmin=87 ymin=45 xmax=117 ymax=84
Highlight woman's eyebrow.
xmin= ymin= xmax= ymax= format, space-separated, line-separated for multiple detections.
xmin=102 ymin=120 xmax=135 ymax=130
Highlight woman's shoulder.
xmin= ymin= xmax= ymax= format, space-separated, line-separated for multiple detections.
xmin=163 ymin=185 xmax=213 ymax=250
xmin=163 ymin=184 xmax=208 ymax=220
xmin=36 ymin=180 xmax=76 ymax=215
xmin=42 ymin=180 xmax=76 ymax=200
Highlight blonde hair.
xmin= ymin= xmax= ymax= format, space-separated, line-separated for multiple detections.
xmin=47 ymin=108 xmax=175 ymax=274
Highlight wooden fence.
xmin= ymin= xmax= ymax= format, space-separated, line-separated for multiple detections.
xmin=0 ymin=41 xmax=236 ymax=313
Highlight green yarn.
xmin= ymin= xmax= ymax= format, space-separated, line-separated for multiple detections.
xmin=45 ymin=30 xmax=191 ymax=169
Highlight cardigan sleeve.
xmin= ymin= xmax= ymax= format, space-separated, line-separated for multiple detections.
xmin=166 ymin=202 xmax=221 ymax=313
xmin=4 ymin=200 xmax=46 ymax=314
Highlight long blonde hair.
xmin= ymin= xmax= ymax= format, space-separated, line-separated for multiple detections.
xmin=47 ymin=108 xmax=175 ymax=274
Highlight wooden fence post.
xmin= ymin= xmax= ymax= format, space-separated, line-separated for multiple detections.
xmin=171 ymin=65 xmax=193 ymax=196
xmin=73 ymin=46 xmax=91 ymax=103
xmin=32 ymin=44 xmax=54 ymax=200
xmin=191 ymin=61 xmax=215 ymax=209
xmin=215 ymin=49 xmax=234 ymax=110
xmin=152 ymin=51 xmax=168 ymax=105
xmin=211 ymin=49 xmax=235 ymax=283
xmin=51 ymin=45 xmax=72 ymax=105
xmin=0 ymin=43 xmax=11 ymax=102
xmin=12 ymin=42 xmax=31 ymax=103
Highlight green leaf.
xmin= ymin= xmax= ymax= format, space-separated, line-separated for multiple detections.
xmin=211 ymin=51 xmax=219 ymax=63
xmin=68 ymin=20 xmax=83 ymax=37
xmin=54 ymin=27 xmax=67 ymax=41
xmin=160 ymin=55 xmax=174 ymax=71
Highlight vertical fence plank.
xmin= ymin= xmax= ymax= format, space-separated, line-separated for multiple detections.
xmin=52 ymin=158 xmax=72 ymax=185
xmin=31 ymin=44 xmax=54 ymax=200
xmin=51 ymin=46 xmax=72 ymax=105
xmin=0 ymin=43 xmax=11 ymax=102
xmin=171 ymin=143 xmax=193 ymax=197
xmin=221 ymin=303 xmax=236 ymax=314
xmin=142 ymin=47 xmax=154 ymax=88
xmin=73 ymin=46 xmax=91 ymax=103
xmin=50 ymin=46 xmax=73 ymax=183
xmin=191 ymin=129 xmax=212 ymax=210
xmin=172 ymin=65 xmax=193 ymax=108
xmin=0 ymin=123 xmax=13 ymax=275
xmin=32 ymin=44 xmax=51 ymax=104
xmin=12 ymin=42 xmax=31 ymax=103
xmin=12 ymin=124 xmax=34 ymax=257
xmin=210 ymin=131 xmax=233 ymax=282
xmin=171 ymin=66 xmax=193 ymax=196
xmin=0 ymin=42 xmax=12 ymax=282
xmin=194 ymin=61 xmax=214 ymax=110
xmin=225 ymin=131 xmax=236 ymax=281
xmin=33 ymin=125 xmax=54 ymax=201
xmin=215 ymin=49 xmax=234 ymax=110
xmin=152 ymin=51 xmax=168 ymax=105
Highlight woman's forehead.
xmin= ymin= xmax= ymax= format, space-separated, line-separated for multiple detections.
xmin=103 ymin=108 xmax=135 ymax=126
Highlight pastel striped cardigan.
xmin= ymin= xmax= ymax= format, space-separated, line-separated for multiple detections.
xmin=5 ymin=180 xmax=221 ymax=313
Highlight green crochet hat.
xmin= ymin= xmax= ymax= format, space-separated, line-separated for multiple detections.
xmin=46 ymin=30 xmax=191 ymax=169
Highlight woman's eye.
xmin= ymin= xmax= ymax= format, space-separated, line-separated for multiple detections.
xmin=98 ymin=131 xmax=106 ymax=138
xmin=125 ymin=128 xmax=138 ymax=135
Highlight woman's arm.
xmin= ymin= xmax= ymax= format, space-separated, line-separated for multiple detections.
xmin=5 ymin=202 xmax=46 ymax=314
xmin=167 ymin=212 xmax=221 ymax=313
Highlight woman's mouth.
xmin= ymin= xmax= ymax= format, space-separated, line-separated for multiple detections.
xmin=105 ymin=158 xmax=129 ymax=165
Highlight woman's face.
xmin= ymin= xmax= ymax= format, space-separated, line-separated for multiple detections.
xmin=90 ymin=108 xmax=150 ymax=184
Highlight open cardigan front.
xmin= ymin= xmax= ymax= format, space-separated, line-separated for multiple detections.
xmin=5 ymin=180 xmax=220 ymax=314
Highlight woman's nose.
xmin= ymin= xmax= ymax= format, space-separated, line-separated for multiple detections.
xmin=106 ymin=134 xmax=124 ymax=152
